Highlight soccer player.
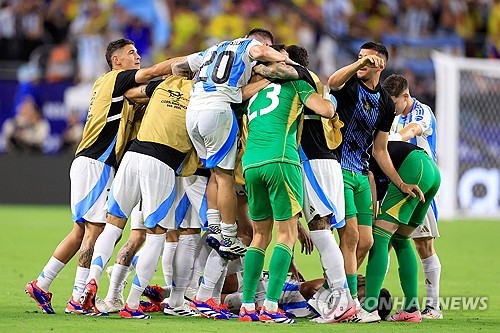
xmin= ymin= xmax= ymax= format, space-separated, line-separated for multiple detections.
xmin=360 ymin=141 xmax=438 ymax=323
xmin=78 ymin=72 xmax=198 ymax=319
xmin=382 ymin=74 xmax=442 ymax=319
xmin=25 ymin=38 xmax=184 ymax=315
xmin=176 ymin=28 xmax=298 ymax=259
xmin=327 ymin=41 xmax=423 ymax=310
xmin=238 ymin=63 xmax=335 ymax=324
xmin=285 ymin=45 xmax=356 ymax=323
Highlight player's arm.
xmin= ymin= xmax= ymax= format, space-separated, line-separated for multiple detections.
xmin=388 ymin=123 xmax=423 ymax=141
xmin=328 ymin=54 xmax=385 ymax=91
xmin=134 ymin=56 xmax=188 ymax=84
xmin=124 ymin=80 xmax=163 ymax=104
xmin=241 ymin=77 xmax=272 ymax=101
xmin=124 ymin=85 xmax=150 ymax=104
xmin=253 ymin=63 xmax=300 ymax=80
xmin=249 ymin=45 xmax=298 ymax=65
xmin=372 ymin=131 xmax=425 ymax=201
xmin=304 ymin=93 xmax=335 ymax=119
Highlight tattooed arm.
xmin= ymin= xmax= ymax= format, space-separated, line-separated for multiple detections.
xmin=253 ymin=63 xmax=300 ymax=80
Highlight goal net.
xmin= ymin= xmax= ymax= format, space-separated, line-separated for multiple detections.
xmin=432 ymin=52 xmax=500 ymax=219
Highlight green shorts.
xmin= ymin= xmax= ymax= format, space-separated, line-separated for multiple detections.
xmin=244 ymin=162 xmax=303 ymax=221
xmin=343 ymin=169 xmax=373 ymax=226
xmin=378 ymin=150 xmax=441 ymax=227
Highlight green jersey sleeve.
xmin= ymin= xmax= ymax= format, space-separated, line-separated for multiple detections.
xmin=291 ymin=80 xmax=315 ymax=105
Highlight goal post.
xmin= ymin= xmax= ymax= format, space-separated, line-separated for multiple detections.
xmin=431 ymin=51 xmax=500 ymax=219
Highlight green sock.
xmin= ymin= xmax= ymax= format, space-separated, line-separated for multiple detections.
xmin=391 ymin=233 xmax=419 ymax=311
xmin=266 ymin=243 xmax=293 ymax=303
xmin=242 ymin=246 xmax=265 ymax=304
xmin=363 ymin=226 xmax=393 ymax=312
xmin=346 ymin=274 xmax=358 ymax=299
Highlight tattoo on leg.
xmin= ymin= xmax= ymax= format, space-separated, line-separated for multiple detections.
xmin=116 ymin=241 xmax=135 ymax=266
xmin=78 ymin=247 xmax=94 ymax=268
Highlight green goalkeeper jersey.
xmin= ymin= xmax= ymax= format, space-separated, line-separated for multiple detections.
xmin=242 ymin=80 xmax=315 ymax=171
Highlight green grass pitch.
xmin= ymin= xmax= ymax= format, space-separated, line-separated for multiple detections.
xmin=0 ymin=205 xmax=499 ymax=332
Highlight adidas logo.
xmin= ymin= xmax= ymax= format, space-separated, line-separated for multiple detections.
xmin=425 ymin=278 xmax=432 ymax=285
xmin=309 ymin=206 xmax=315 ymax=215
xmin=421 ymin=226 xmax=430 ymax=233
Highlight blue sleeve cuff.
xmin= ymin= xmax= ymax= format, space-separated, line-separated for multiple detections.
xmin=329 ymin=95 xmax=338 ymax=109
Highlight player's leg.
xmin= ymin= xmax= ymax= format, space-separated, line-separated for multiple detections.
xmin=355 ymin=174 xmax=374 ymax=268
xmin=61 ymin=157 xmax=115 ymax=314
xmin=98 ymin=204 xmax=147 ymax=313
xmin=338 ymin=169 xmax=360 ymax=303
xmin=413 ymin=204 xmax=442 ymax=319
xmin=259 ymin=163 xmax=302 ymax=324
xmin=239 ymin=166 xmax=273 ymax=321
xmin=197 ymin=108 xmax=244 ymax=257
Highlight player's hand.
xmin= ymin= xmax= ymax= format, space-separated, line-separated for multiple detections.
xmin=297 ymin=223 xmax=314 ymax=255
xmin=289 ymin=260 xmax=305 ymax=282
xmin=399 ymin=182 xmax=425 ymax=202
xmin=359 ymin=55 xmax=384 ymax=69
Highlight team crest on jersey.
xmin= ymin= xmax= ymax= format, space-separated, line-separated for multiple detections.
xmin=362 ymin=98 xmax=373 ymax=112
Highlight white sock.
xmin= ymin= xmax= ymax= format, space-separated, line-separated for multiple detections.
xmin=220 ymin=221 xmax=237 ymax=243
xmin=169 ymin=234 xmax=200 ymax=307
xmin=263 ymin=299 xmax=278 ymax=312
xmin=196 ymin=249 xmax=228 ymax=301
xmin=422 ymin=253 xmax=441 ymax=309
xmin=162 ymin=241 xmax=178 ymax=286
xmin=87 ymin=224 xmax=123 ymax=284
xmin=126 ymin=233 xmax=165 ymax=309
xmin=189 ymin=233 xmax=211 ymax=290
xmin=71 ymin=266 xmax=89 ymax=300
xmin=106 ymin=263 xmax=130 ymax=300
xmin=207 ymin=209 xmax=221 ymax=233
xmin=212 ymin=265 xmax=228 ymax=304
xmin=241 ymin=301 xmax=255 ymax=311
xmin=37 ymin=256 xmax=65 ymax=292
xmin=310 ymin=230 xmax=347 ymax=290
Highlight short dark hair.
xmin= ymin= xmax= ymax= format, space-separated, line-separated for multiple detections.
xmin=378 ymin=288 xmax=393 ymax=320
xmin=286 ymin=45 xmax=309 ymax=67
xmin=105 ymin=38 xmax=135 ymax=69
xmin=247 ymin=28 xmax=274 ymax=44
xmin=270 ymin=44 xmax=286 ymax=52
xmin=360 ymin=41 xmax=389 ymax=62
xmin=382 ymin=74 xmax=409 ymax=97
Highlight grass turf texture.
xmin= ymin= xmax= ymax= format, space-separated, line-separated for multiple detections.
xmin=0 ymin=205 xmax=499 ymax=332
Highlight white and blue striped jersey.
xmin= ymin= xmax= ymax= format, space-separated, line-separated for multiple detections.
xmin=390 ymin=98 xmax=437 ymax=162
xmin=187 ymin=38 xmax=262 ymax=106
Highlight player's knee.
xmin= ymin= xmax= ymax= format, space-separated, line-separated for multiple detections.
xmin=308 ymin=215 xmax=331 ymax=231
xmin=128 ymin=230 xmax=146 ymax=250
xmin=413 ymin=237 xmax=435 ymax=259
xmin=340 ymin=224 xmax=359 ymax=250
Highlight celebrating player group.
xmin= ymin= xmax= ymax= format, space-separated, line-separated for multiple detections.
xmin=25 ymin=27 xmax=443 ymax=324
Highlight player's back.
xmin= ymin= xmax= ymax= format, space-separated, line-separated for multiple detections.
xmin=243 ymin=80 xmax=310 ymax=170
xmin=189 ymin=38 xmax=261 ymax=106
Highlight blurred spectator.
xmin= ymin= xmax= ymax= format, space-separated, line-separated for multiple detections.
xmin=12 ymin=0 xmax=45 ymax=61
xmin=69 ymin=0 xmax=110 ymax=82
xmin=397 ymin=0 xmax=433 ymax=37
xmin=60 ymin=112 xmax=83 ymax=154
xmin=205 ymin=1 xmax=245 ymax=45
xmin=169 ymin=1 xmax=204 ymax=55
xmin=124 ymin=16 xmax=152 ymax=66
xmin=1 ymin=96 xmax=50 ymax=154
xmin=487 ymin=0 xmax=500 ymax=58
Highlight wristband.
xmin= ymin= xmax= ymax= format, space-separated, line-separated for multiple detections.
xmin=329 ymin=95 xmax=338 ymax=109
xmin=388 ymin=132 xmax=402 ymax=141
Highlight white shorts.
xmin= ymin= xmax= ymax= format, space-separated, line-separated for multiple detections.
xmin=129 ymin=202 xmax=146 ymax=230
xmin=186 ymin=104 xmax=238 ymax=170
xmin=301 ymin=159 xmax=345 ymax=228
xmin=173 ymin=175 xmax=209 ymax=230
xmin=108 ymin=152 xmax=176 ymax=230
xmin=70 ymin=156 xmax=115 ymax=223
xmin=412 ymin=199 xmax=440 ymax=238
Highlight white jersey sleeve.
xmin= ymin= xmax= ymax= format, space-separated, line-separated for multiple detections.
xmin=187 ymin=52 xmax=204 ymax=72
